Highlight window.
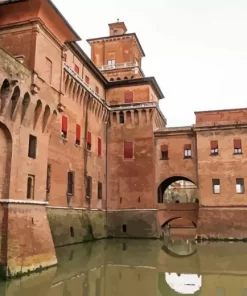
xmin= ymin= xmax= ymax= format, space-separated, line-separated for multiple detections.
xmin=119 ymin=111 xmax=124 ymax=124
xmin=86 ymin=176 xmax=92 ymax=198
xmin=27 ymin=175 xmax=35 ymax=199
xmin=210 ymin=140 xmax=218 ymax=155
xmin=95 ymin=86 xmax=99 ymax=94
xmin=67 ymin=171 xmax=75 ymax=196
xmin=234 ymin=139 xmax=242 ymax=154
xmin=46 ymin=164 xmax=51 ymax=200
xmin=113 ymin=29 xmax=118 ymax=35
xmin=74 ymin=64 xmax=79 ymax=74
xmin=85 ymin=75 xmax=89 ymax=84
xmin=45 ymin=57 xmax=52 ymax=85
xmin=161 ymin=144 xmax=168 ymax=160
xmin=61 ymin=115 xmax=68 ymax=139
xmin=87 ymin=131 xmax=91 ymax=151
xmin=122 ymin=224 xmax=127 ymax=233
xmin=124 ymin=91 xmax=133 ymax=103
xmin=98 ymin=182 xmax=102 ymax=199
xmin=236 ymin=178 xmax=244 ymax=194
xmin=75 ymin=124 xmax=81 ymax=145
xmin=98 ymin=137 xmax=102 ymax=157
xmin=70 ymin=226 xmax=74 ymax=237
xmin=107 ymin=59 xmax=115 ymax=66
xmin=28 ymin=135 xmax=37 ymax=159
xmin=124 ymin=141 xmax=133 ymax=159
xmin=184 ymin=144 xmax=192 ymax=158
xmin=212 ymin=179 xmax=220 ymax=194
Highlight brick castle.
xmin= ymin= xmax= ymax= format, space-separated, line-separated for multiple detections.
xmin=0 ymin=0 xmax=247 ymax=278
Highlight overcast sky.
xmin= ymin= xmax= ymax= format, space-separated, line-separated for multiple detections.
xmin=52 ymin=0 xmax=247 ymax=127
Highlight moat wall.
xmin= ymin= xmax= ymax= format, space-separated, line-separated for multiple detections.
xmin=47 ymin=208 xmax=107 ymax=247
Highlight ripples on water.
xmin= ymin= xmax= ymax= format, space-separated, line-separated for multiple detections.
xmin=1 ymin=237 xmax=247 ymax=295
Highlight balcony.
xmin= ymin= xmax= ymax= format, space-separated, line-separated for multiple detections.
xmin=97 ymin=62 xmax=138 ymax=71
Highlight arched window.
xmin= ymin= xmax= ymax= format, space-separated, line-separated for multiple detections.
xmin=10 ymin=86 xmax=20 ymax=119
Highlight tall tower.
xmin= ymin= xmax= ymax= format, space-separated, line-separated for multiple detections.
xmin=87 ymin=22 xmax=166 ymax=238
xmin=87 ymin=21 xmax=145 ymax=81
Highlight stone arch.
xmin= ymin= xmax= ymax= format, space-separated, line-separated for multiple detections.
xmin=0 ymin=122 xmax=12 ymax=198
xmin=157 ymin=176 xmax=197 ymax=204
xmin=10 ymin=86 xmax=20 ymax=120
xmin=124 ymin=76 xmax=128 ymax=80
xmin=110 ymin=78 xmax=114 ymax=82
xmin=34 ymin=100 xmax=43 ymax=129
xmin=0 ymin=79 xmax=11 ymax=114
xmin=21 ymin=92 xmax=31 ymax=123
xmin=116 ymin=77 xmax=121 ymax=81
xmin=161 ymin=238 xmax=197 ymax=258
xmin=112 ymin=112 xmax=117 ymax=124
xmin=161 ymin=216 xmax=197 ymax=228
xmin=42 ymin=105 xmax=51 ymax=132
xmin=134 ymin=110 xmax=139 ymax=124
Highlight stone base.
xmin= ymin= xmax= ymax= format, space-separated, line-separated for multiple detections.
xmin=0 ymin=201 xmax=57 ymax=279
xmin=47 ymin=207 xmax=107 ymax=247
xmin=107 ymin=210 xmax=160 ymax=238
xmin=197 ymin=207 xmax=247 ymax=240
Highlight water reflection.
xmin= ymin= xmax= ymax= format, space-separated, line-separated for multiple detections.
xmin=1 ymin=238 xmax=247 ymax=295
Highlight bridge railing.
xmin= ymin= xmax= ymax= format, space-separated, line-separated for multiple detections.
xmin=157 ymin=203 xmax=199 ymax=211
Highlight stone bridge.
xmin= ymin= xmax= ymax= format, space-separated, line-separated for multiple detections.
xmin=157 ymin=203 xmax=199 ymax=227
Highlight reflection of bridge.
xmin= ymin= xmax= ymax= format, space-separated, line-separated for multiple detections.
xmin=2 ymin=239 xmax=247 ymax=295
xmin=158 ymin=203 xmax=199 ymax=227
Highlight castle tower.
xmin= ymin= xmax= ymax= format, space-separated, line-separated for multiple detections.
xmin=87 ymin=21 xmax=145 ymax=81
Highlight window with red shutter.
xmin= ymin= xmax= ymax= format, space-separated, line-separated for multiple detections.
xmin=210 ymin=140 xmax=218 ymax=155
xmin=98 ymin=137 xmax=102 ymax=157
xmin=234 ymin=139 xmax=242 ymax=154
xmin=96 ymin=86 xmax=99 ymax=94
xmin=85 ymin=75 xmax=89 ymax=84
xmin=124 ymin=91 xmax=133 ymax=103
xmin=75 ymin=124 xmax=81 ymax=145
xmin=124 ymin=141 xmax=133 ymax=159
xmin=74 ymin=64 xmax=79 ymax=74
xmin=184 ymin=144 xmax=192 ymax=158
xmin=87 ymin=131 xmax=91 ymax=151
xmin=161 ymin=144 xmax=168 ymax=160
xmin=61 ymin=116 xmax=68 ymax=139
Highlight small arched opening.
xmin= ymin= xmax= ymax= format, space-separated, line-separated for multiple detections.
xmin=42 ymin=105 xmax=51 ymax=132
xmin=158 ymin=176 xmax=198 ymax=204
xmin=0 ymin=122 xmax=12 ymax=199
xmin=0 ymin=79 xmax=10 ymax=114
xmin=10 ymin=86 xmax=20 ymax=119
xmin=34 ymin=100 xmax=42 ymax=129
xmin=110 ymin=78 xmax=114 ymax=82
xmin=21 ymin=92 xmax=31 ymax=123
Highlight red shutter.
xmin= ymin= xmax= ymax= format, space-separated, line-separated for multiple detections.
xmin=124 ymin=91 xmax=133 ymax=103
xmin=98 ymin=137 xmax=102 ymax=157
xmin=62 ymin=116 xmax=67 ymax=132
xmin=234 ymin=139 xmax=241 ymax=149
xmin=87 ymin=131 xmax=91 ymax=144
xmin=74 ymin=64 xmax=79 ymax=74
xmin=96 ymin=86 xmax=99 ymax=94
xmin=85 ymin=75 xmax=89 ymax=84
xmin=161 ymin=144 xmax=168 ymax=152
xmin=210 ymin=140 xmax=218 ymax=149
xmin=76 ymin=124 xmax=81 ymax=141
xmin=184 ymin=144 xmax=191 ymax=150
xmin=124 ymin=141 xmax=133 ymax=159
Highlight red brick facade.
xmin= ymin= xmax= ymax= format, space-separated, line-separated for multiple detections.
xmin=0 ymin=0 xmax=247 ymax=277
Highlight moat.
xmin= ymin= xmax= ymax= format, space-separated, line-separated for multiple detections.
xmin=1 ymin=237 xmax=247 ymax=295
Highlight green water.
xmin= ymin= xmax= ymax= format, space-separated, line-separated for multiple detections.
xmin=1 ymin=238 xmax=247 ymax=295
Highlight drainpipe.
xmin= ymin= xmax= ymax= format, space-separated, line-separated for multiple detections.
xmin=105 ymin=109 xmax=109 ymax=235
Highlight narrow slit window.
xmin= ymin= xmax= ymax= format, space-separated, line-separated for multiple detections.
xmin=122 ymin=224 xmax=127 ymax=233
xmin=119 ymin=111 xmax=124 ymax=124
xmin=212 ymin=179 xmax=220 ymax=194
xmin=28 ymin=135 xmax=37 ymax=159
xmin=98 ymin=137 xmax=102 ymax=157
xmin=46 ymin=164 xmax=51 ymax=200
xmin=27 ymin=175 xmax=35 ymax=199
xmin=210 ymin=140 xmax=218 ymax=155
xmin=236 ymin=178 xmax=244 ymax=194
xmin=161 ymin=144 xmax=168 ymax=160
xmin=234 ymin=139 xmax=242 ymax=154
xmin=98 ymin=182 xmax=102 ymax=199
xmin=67 ymin=171 xmax=75 ymax=196
xmin=75 ymin=124 xmax=81 ymax=145
xmin=86 ymin=176 xmax=92 ymax=198
xmin=184 ymin=144 xmax=192 ymax=158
